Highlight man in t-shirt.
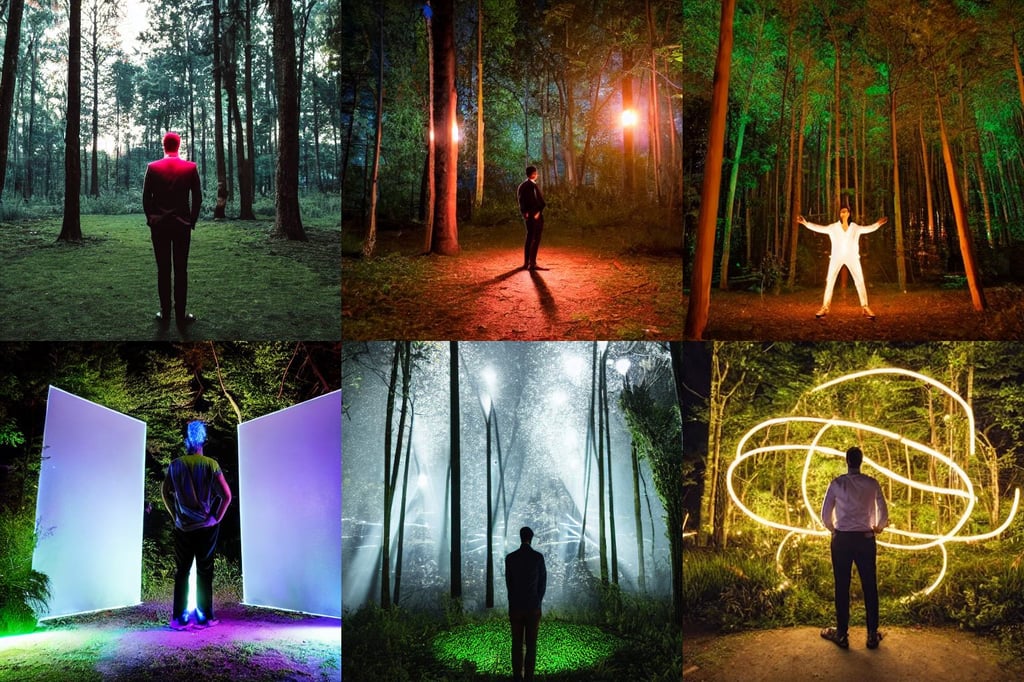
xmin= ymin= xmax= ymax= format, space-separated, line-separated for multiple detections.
xmin=161 ymin=420 xmax=232 ymax=630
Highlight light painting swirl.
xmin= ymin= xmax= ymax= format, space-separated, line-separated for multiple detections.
xmin=726 ymin=368 xmax=1021 ymax=596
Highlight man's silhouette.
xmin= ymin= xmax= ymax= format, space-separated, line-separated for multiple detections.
xmin=516 ymin=166 xmax=547 ymax=271
xmin=505 ymin=526 xmax=546 ymax=682
xmin=820 ymin=446 xmax=889 ymax=649
xmin=161 ymin=421 xmax=232 ymax=630
xmin=143 ymin=131 xmax=201 ymax=328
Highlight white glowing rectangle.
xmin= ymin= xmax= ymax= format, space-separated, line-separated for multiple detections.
xmin=32 ymin=386 xmax=146 ymax=619
xmin=237 ymin=390 xmax=341 ymax=618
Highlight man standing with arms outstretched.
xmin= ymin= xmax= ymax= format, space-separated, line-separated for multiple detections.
xmin=143 ymin=131 xmax=202 ymax=329
xmin=820 ymin=446 xmax=889 ymax=650
xmin=798 ymin=207 xmax=887 ymax=319
xmin=505 ymin=526 xmax=546 ymax=682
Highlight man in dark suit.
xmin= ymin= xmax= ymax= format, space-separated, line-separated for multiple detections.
xmin=516 ymin=166 xmax=547 ymax=270
xmin=143 ymin=131 xmax=201 ymax=328
xmin=505 ymin=526 xmax=546 ymax=682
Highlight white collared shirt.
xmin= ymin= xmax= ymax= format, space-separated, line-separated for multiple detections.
xmin=821 ymin=471 xmax=889 ymax=532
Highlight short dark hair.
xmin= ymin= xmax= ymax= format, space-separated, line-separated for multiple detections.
xmin=163 ymin=131 xmax=181 ymax=152
xmin=520 ymin=526 xmax=534 ymax=544
xmin=846 ymin=446 xmax=863 ymax=469
xmin=525 ymin=165 xmax=537 ymax=177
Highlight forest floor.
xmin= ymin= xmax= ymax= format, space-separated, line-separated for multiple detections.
xmin=0 ymin=214 xmax=340 ymax=340
xmin=0 ymin=601 xmax=340 ymax=681
xmin=691 ymin=284 xmax=1024 ymax=340
xmin=683 ymin=625 xmax=1024 ymax=681
xmin=342 ymin=221 xmax=683 ymax=340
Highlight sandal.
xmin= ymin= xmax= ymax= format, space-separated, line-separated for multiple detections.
xmin=821 ymin=627 xmax=849 ymax=649
xmin=867 ymin=630 xmax=884 ymax=649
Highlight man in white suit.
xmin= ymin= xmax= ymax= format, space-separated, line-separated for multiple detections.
xmin=798 ymin=207 xmax=887 ymax=319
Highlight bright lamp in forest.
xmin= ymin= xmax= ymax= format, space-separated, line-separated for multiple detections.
xmin=726 ymin=368 xmax=1021 ymax=597
xmin=621 ymin=109 xmax=638 ymax=127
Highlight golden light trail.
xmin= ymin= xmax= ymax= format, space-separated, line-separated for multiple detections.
xmin=726 ymin=368 xmax=1021 ymax=596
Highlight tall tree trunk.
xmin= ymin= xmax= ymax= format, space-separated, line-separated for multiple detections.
xmin=58 ymin=0 xmax=83 ymax=242
xmin=89 ymin=14 xmax=100 ymax=197
xmin=380 ymin=344 xmax=400 ymax=608
xmin=484 ymin=408 xmax=494 ymax=608
xmin=393 ymin=410 xmax=414 ymax=606
xmin=970 ymin=123 xmax=994 ymax=247
xmin=596 ymin=344 xmax=608 ymax=584
xmin=430 ymin=0 xmax=458 ymax=254
xmin=889 ymin=85 xmax=907 ymax=291
xmin=363 ymin=2 xmax=384 ymax=257
xmin=630 ymin=438 xmax=646 ymax=592
xmin=786 ymin=69 xmax=808 ymax=289
xmin=622 ymin=51 xmax=635 ymax=198
xmin=212 ymin=0 xmax=228 ymax=218
xmin=935 ymin=82 xmax=985 ymax=310
xmin=474 ymin=0 xmax=484 ymax=210
xmin=422 ymin=4 xmax=436 ymax=253
xmin=449 ymin=341 xmax=462 ymax=600
xmin=270 ymin=0 xmax=306 ymax=239
xmin=602 ymin=350 xmax=618 ymax=585
xmin=243 ymin=0 xmax=256 ymax=209
xmin=0 ymin=0 xmax=25 ymax=200
xmin=684 ymin=0 xmax=735 ymax=339
xmin=1014 ymin=34 xmax=1024 ymax=112
xmin=646 ymin=0 xmax=662 ymax=203
xmin=919 ymin=113 xmax=935 ymax=243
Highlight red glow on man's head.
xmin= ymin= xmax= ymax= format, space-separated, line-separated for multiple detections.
xmin=163 ymin=132 xmax=181 ymax=153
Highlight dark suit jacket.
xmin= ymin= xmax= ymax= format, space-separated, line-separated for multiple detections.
xmin=517 ymin=179 xmax=545 ymax=217
xmin=505 ymin=543 xmax=546 ymax=611
xmin=143 ymin=154 xmax=202 ymax=229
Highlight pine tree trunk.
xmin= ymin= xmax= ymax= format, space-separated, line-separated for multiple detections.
xmin=684 ymin=0 xmax=735 ymax=339
xmin=430 ymin=0 xmax=459 ymax=254
xmin=889 ymin=87 xmax=907 ymax=291
xmin=58 ymin=0 xmax=83 ymax=243
xmin=270 ymin=0 xmax=306 ymax=239
xmin=474 ymin=0 xmax=484 ymax=210
xmin=363 ymin=3 xmax=384 ymax=258
xmin=449 ymin=341 xmax=462 ymax=600
xmin=0 ymin=0 xmax=24 ymax=200
xmin=213 ymin=0 xmax=228 ymax=218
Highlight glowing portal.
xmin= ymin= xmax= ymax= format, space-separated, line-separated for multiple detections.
xmin=621 ymin=109 xmax=638 ymax=127
xmin=237 ymin=390 xmax=341 ymax=618
xmin=726 ymin=368 xmax=1021 ymax=597
xmin=33 ymin=386 xmax=146 ymax=620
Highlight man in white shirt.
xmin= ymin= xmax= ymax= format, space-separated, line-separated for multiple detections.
xmin=820 ymin=446 xmax=889 ymax=650
xmin=798 ymin=208 xmax=887 ymax=319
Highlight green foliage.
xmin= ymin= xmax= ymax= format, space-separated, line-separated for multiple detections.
xmin=0 ymin=508 xmax=51 ymax=634
xmin=682 ymin=548 xmax=786 ymax=631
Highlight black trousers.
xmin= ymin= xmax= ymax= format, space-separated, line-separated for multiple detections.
xmin=831 ymin=531 xmax=879 ymax=635
xmin=509 ymin=608 xmax=541 ymax=681
xmin=150 ymin=223 xmax=192 ymax=318
xmin=523 ymin=215 xmax=543 ymax=267
xmin=172 ymin=523 xmax=219 ymax=621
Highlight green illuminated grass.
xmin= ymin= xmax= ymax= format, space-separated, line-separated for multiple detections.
xmin=433 ymin=619 xmax=622 ymax=675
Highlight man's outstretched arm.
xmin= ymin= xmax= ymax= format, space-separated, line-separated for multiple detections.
xmin=796 ymin=215 xmax=831 ymax=234
xmin=859 ymin=216 xmax=888 ymax=234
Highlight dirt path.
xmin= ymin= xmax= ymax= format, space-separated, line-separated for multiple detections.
xmin=0 ymin=602 xmax=340 ymax=681
xmin=696 ymin=286 xmax=1024 ymax=340
xmin=683 ymin=626 xmax=1024 ymax=681
xmin=343 ymin=224 xmax=682 ymax=340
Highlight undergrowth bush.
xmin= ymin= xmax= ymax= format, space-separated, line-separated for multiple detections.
xmin=0 ymin=508 xmax=51 ymax=634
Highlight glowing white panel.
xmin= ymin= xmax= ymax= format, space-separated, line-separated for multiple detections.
xmin=237 ymin=390 xmax=341 ymax=618
xmin=32 ymin=386 xmax=146 ymax=619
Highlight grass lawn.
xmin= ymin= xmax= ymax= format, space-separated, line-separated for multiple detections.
xmin=0 ymin=214 xmax=339 ymax=340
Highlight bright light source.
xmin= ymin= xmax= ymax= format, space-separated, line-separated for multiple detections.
xmin=451 ymin=121 xmax=460 ymax=143
xmin=418 ymin=474 xmax=429 ymax=489
xmin=621 ymin=109 xmax=638 ymax=127
xmin=550 ymin=389 xmax=568 ymax=407
xmin=613 ymin=358 xmax=631 ymax=376
xmin=726 ymin=367 xmax=1021 ymax=597
xmin=481 ymin=367 xmax=497 ymax=391
xmin=480 ymin=392 xmax=492 ymax=417
xmin=563 ymin=354 xmax=586 ymax=380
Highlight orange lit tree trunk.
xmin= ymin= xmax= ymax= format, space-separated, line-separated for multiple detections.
xmin=888 ymin=81 xmax=907 ymax=291
xmin=684 ymin=0 xmax=735 ymax=339
xmin=431 ymin=0 xmax=459 ymax=255
xmin=422 ymin=3 xmax=436 ymax=253
xmin=935 ymin=82 xmax=985 ymax=311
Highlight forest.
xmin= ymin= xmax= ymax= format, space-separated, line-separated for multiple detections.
xmin=682 ymin=0 xmax=1024 ymax=340
xmin=682 ymin=341 xmax=1024 ymax=675
xmin=0 ymin=342 xmax=341 ymax=677
xmin=0 ymin=1 xmax=342 ymax=339
xmin=342 ymin=341 xmax=682 ymax=680
xmin=341 ymin=1 xmax=685 ymax=340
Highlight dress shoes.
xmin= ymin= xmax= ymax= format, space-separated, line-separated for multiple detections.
xmin=156 ymin=311 xmax=172 ymax=327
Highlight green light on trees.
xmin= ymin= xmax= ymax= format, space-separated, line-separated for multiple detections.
xmin=433 ymin=620 xmax=622 ymax=675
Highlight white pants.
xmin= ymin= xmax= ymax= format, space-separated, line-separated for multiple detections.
xmin=822 ymin=256 xmax=869 ymax=307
